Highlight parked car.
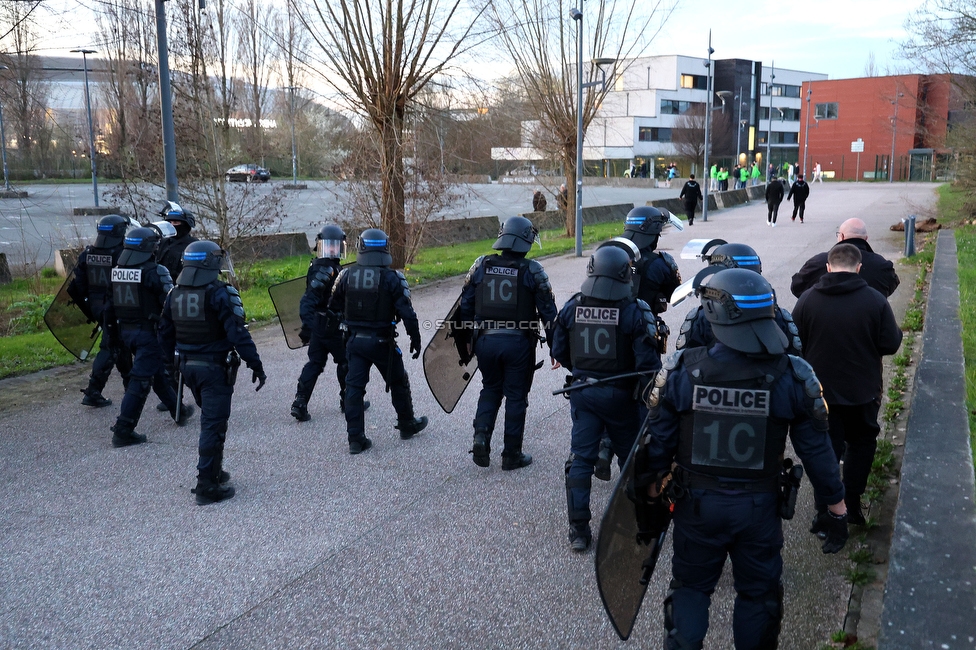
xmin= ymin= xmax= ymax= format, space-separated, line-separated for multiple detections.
xmin=225 ymin=164 xmax=271 ymax=183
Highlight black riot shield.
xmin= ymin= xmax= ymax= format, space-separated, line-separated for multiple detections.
xmin=44 ymin=272 xmax=101 ymax=361
xmin=595 ymin=436 xmax=670 ymax=641
xmin=423 ymin=297 xmax=478 ymax=414
xmin=268 ymin=276 xmax=307 ymax=350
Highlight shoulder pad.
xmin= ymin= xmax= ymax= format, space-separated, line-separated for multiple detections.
xmin=787 ymin=355 xmax=821 ymax=399
xmin=310 ymin=265 xmax=337 ymax=291
xmin=663 ymin=348 xmax=685 ymax=372
xmin=643 ymin=360 xmax=673 ymax=414
xmin=465 ymin=255 xmax=486 ymax=285
xmin=675 ymin=307 xmax=699 ymax=350
xmin=659 ymin=251 xmax=681 ymax=282
xmin=224 ymin=285 xmax=245 ymax=319
xmin=157 ymin=265 xmax=174 ymax=292
xmin=528 ymin=259 xmax=552 ymax=292
xmin=633 ymin=298 xmax=656 ymax=333
xmin=395 ymin=269 xmax=410 ymax=297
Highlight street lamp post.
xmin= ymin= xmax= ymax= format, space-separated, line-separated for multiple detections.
xmin=155 ymin=0 xmax=179 ymax=202
xmin=765 ymin=61 xmax=775 ymax=182
xmin=702 ymin=31 xmax=714 ymax=222
xmin=803 ymin=88 xmax=812 ymax=178
xmin=735 ymin=85 xmax=745 ymax=162
xmin=570 ymin=5 xmax=614 ymax=256
xmin=889 ymin=89 xmax=904 ymax=183
xmin=285 ymin=86 xmax=298 ymax=186
xmin=0 ymin=65 xmax=11 ymax=192
xmin=71 ymin=48 xmax=99 ymax=207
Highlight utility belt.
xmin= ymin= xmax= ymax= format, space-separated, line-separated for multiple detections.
xmin=572 ymin=374 xmax=636 ymax=391
xmin=179 ymin=350 xmax=241 ymax=385
xmin=671 ymin=461 xmax=804 ymax=520
xmin=119 ymin=321 xmax=156 ymax=332
xmin=348 ymin=328 xmax=395 ymax=344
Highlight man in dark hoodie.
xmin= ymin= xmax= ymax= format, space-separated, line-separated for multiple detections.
xmin=678 ymin=174 xmax=703 ymax=225
xmin=787 ymin=173 xmax=810 ymax=222
xmin=792 ymin=244 xmax=903 ymax=524
xmin=764 ymin=175 xmax=785 ymax=226
xmin=790 ymin=218 xmax=900 ymax=297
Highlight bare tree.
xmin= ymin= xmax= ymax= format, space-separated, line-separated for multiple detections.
xmin=236 ymin=0 xmax=275 ymax=164
xmin=864 ymin=51 xmax=878 ymax=77
xmin=672 ymin=103 xmax=706 ymax=171
xmin=0 ymin=1 xmax=52 ymax=174
xmin=486 ymin=0 xmax=676 ymax=236
xmin=295 ymin=0 xmax=487 ymax=267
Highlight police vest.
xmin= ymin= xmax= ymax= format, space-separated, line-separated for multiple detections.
xmin=344 ymin=264 xmax=396 ymax=324
xmin=474 ymin=256 xmax=535 ymax=327
xmin=85 ymin=246 xmax=117 ymax=301
xmin=676 ymin=347 xmax=790 ymax=482
xmin=569 ymin=295 xmax=633 ymax=374
xmin=170 ymin=283 xmax=224 ymax=344
xmin=112 ymin=263 xmax=161 ymax=325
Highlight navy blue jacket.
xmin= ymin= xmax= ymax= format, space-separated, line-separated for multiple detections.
xmin=640 ymin=343 xmax=845 ymax=506
xmin=66 ymin=244 xmax=123 ymax=321
xmin=158 ymin=281 xmax=262 ymax=370
xmin=457 ymin=251 xmax=558 ymax=349
xmin=299 ymin=258 xmax=341 ymax=332
xmin=551 ymin=294 xmax=662 ymax=379
xmin=329 ymin=265 xmax=421 ymax=341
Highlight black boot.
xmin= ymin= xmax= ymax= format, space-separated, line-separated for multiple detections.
xmin=396 ymin=416 xmax=428 ymax=440
xmin=846 ymin=495 xmax=866 ymax=525
xmin=349 ymin=435 xmax=373 ymax=455
xmin=214 ymin=450 xmax=231 ymax=484
xmin=193 ymin=475 xmax=235 ymax=505
xmin=291 ymin=396 xmax=311 ymax=422
xmin=111 ymin=418 xmax=147 ymax=448
xmin=470 ymin=429 xmax=491 ymax=468
xmin=502 ymin=452 xmax=533 ymax=471
xmin=594 ymin=437 xmax=613 ymax=481
xmin=568 ymin=524 xmax=592 ymax=552
xmin=81 ymin=388 xmax=112 ymax=408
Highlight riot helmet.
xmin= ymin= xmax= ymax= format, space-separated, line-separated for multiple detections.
xmin=177 ymin=240 xmax=228 ymax=287
xmin=581 ymin=245 xmax=634 ymax=301
xmin=357 ymin=228 xmax=393 ymax=266
xmin=493 ymin=216 xmax=538 ymax=254
xmin=621 ymin=206 xmax=669 ymax=250
xmin=159 ymin=200 xmax=196 ymax=229
xmin=698 ymin=268 xmax=787 ymax=355
xmin=706 ymin=242 xmax=762 ymax=274
xmin=117 ymin=227 xmax=161 ymax=266
xmin=596 ymin=236 xmax=641 ymax=266
xmin=94 ymin=214 xmax=129 ymax=249
xmin=316 ymin=223 xmax=347 ymax=259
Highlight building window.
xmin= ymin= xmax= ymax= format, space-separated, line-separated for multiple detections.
xmin=638 ymin=127 xmax=672 ymax=142
xmin=758 ymin=131 xmax=798 ymax=145
xmin=661 ymin=99 xmax=702 ymax=115
xmin=815 ymin=102 xmax=839 ymax=120
xmin=760 ymin=107 xmax=800 ymax=122
xmin=769 ymin=84 xmax=801 ymax=98
xmin=680 ymin=74 xmax=707 ymax=90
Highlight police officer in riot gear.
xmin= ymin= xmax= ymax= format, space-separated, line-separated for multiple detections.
xmin=154 ymin=201 xmax=198 ymax=280
xmin=329 ymin=229 xmax=427 ymax=455
xmin=675 ymin=242 xmax=803 ymax=355
xmin=455 ymin=216 xmax=557 ymax=470
xmin=634 ymin=268 xmax=848 ymax=649
xmin=290 ymin=224 xmax=369 ymax=421
xmin=619 ymin=206 xmax=681 ymax=315
xmin=158 ymin=240 xmax=266 ymax=505
xmin=68 ymin=215 xmax=133 ymax=407
xmin=551 ymin=245 xmax=661 ymax=551
xmin=591 ymin=237 xmax=642 ymax=482
xmin=109 ymin=227 xmax=194 ymax=447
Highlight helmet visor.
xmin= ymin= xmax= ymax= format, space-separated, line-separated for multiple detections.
xmin=148 ymin=220 xmax=178 ymax=239
xmin=317 ymin=239 xmax=347 ymax=259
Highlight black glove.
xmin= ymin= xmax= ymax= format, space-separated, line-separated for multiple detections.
xmin=299 ymin=327 xmax=311 ymax=346
xmin=410 ymin=336 xmax=422 ymax=359
xmin=251 ymin=366 xmax=267 ymax=392
xmin=816 ymin=510 xmax=849 ymax=554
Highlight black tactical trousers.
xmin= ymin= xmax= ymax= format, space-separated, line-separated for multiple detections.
xmin=473 ymin=332 xmax=534 ymax=455
xmin=344 ymin=332 xmax=414 ymax=441
xmin=117 ymin=328 xmax=177 ymax=428
xmin=826 ymin=399 xmax=882 ymax=499
xmin=296 ymin=330 xmax=347 ymax=404
xmin=181 ymin=360 xmax=234 ymax=476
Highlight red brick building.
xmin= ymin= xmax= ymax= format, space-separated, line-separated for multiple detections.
xmin=800 ymin=74 xmax=963 ymax=182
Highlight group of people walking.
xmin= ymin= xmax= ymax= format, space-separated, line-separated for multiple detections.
xmin=63 ymin=192 xmax=903 ymax=648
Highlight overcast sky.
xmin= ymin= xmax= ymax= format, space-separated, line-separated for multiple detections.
xmin=29 ymin=0 xmax=924 ymax=82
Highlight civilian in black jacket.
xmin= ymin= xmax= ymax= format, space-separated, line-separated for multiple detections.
xmin=787 ymin=174 xmax=810 ymax=222
xmin=790 ymin=217 xmax=900 ymax=298
xmin=764 ymin=176 xmax=785 ymax=226
xmin=678 ymin=174 xmax=703 ymax=225
xmin=792 ymin=244 xmax=903 ymax=524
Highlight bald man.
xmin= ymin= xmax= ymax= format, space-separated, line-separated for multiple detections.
xmin=790 ymin=218 xmax=900 ymax=298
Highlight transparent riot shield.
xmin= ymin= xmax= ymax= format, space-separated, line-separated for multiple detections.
xmin=423 ymin=297 xmax=478 ymax=414
xmin=44 ymin=272 xmax=101 ymax=361
xmin=679 ymin=238 xmax=727 ymax=260
xmin=595 ymin=436 xmax=669 ymax=641
xmin=268 ymin=276 xmax=307 ymax=350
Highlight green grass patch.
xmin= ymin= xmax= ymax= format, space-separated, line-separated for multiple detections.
xmin=0 ymin=330 xmax=78 ymax=378
xmin=957 ymin=225 xmax=976 ymax=470
xmin=848 ymin=546 xmax=874 ymax=565
xmin=845 ymin=565 xmax=874 ymax=586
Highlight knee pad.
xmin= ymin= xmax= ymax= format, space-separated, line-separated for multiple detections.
xmin=740 ymin=583 xmax=783 ymax=650
xmin=663 ymin=583 xmax=703 ymax=650
xmin=565 ymin=473 xmax=592 ymax=524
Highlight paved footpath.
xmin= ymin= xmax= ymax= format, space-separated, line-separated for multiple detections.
xmin=0 ymin=183 xmax=936 ymax=648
